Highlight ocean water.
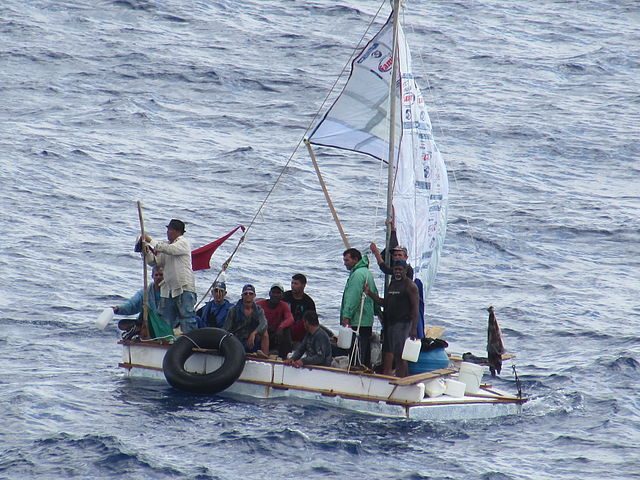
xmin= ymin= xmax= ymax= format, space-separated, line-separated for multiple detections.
xmin=1 ymin=0 xmax=639 ymax=479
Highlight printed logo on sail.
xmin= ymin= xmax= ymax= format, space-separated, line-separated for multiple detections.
xmin=357 ymin=43 xmax=380 ymax=64
xmin=378 ymin=54 xmax=393 ymax=72
xmin=403 ymin=93 xmax=415 ymax=104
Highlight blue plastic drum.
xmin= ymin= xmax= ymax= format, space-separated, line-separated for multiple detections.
xmin=407 ymin=347 xmax=449 ymax=375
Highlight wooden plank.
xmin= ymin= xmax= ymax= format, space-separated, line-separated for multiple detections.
xmin=388 ymin=368 xmax=456 ymax=386
xmin=119 ymin=362 xmax=163 ymax=372
xmin=449 ymin=352 xmax=516 ymax=363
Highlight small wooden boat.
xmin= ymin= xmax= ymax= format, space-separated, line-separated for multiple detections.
xmin=116 ymin=1 xmax=527 ymax=421
xmin=119 ymin=339 xmax=525 ymax=420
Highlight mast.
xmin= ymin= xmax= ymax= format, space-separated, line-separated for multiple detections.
xmin=384 ymin=0 xmax=402 ymax=275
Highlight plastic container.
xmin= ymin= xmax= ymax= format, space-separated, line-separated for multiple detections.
xmin=401 ymin=338 xmax=421 ymax=362
xmin=424 ymin=378 xmax=446 ymax=398
xmin=407 ymin=348 xmax=450 ymax=375
xmin=96 ymin=308 xmax=114 ymax=330
xmin=337 ymin=326 xmax=353 ymax=349
xmin=444 ymin=379 xmax=466 ymax=398
xmin=458 ymin=361 xmax=484 ymax=394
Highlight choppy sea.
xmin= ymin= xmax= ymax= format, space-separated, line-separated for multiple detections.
xmin=1 ymin=1 xmax=639 ymax=479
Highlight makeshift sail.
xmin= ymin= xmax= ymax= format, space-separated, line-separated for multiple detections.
xmin=308 ymin=11 xmax=448 ymax=298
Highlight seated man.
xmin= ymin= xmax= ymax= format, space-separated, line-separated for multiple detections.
xmin=196 ymin=281 xmax=231 ymax=328
xmin=113 ymin=266 xmax=168 ymax=335
xmin=256 ymin=283 xmax=294 ymax=359
xmin=285 ymin=311 xmax=332 ymax=368
xmin=223 ymin=284 xmax=269 ymax=355
xmin=282 ymin=273 xmax=317 ymax=343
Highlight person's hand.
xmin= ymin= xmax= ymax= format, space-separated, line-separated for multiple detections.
xmin=247 ymin=332 xmax=256 ymax=349
xmin=284 ymin=358 xmax=293 ymax=365
xmin=143 ymin=234 xmax=152 ymax=242
xmin=341 ymin=318 xmax=350 ymax=327
xmin=369 ymin=242 xmax=379 ymax=254
xmin=292 ymin=359 xmax=303 ymax=368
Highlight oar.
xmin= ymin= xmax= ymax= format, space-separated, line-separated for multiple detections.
xmin=137 ymin=200 xmax=150 ymax=338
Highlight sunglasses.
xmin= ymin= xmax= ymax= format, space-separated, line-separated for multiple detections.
xmin=242 ymin=291 xmax=255 ymax=296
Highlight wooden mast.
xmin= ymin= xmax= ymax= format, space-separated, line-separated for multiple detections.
xmin=384 ymin=0 xmax=402 ymax=280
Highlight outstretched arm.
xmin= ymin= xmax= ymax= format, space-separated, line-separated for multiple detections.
xmin=364 ymin=281 xmax=383 ymax=306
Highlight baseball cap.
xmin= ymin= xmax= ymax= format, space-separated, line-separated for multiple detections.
xmin=270 ymin=283 xmax=285 ymax=293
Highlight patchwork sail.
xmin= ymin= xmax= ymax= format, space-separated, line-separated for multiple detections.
xmin=308 ymin=12 xmax=448 ymax=298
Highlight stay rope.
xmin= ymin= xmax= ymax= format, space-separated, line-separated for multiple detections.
xmin=219 ymin=1 xmax=388 ymax=273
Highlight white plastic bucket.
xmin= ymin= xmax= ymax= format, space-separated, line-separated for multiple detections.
xmin=444 ymin=379 xmax=466 ymax=398
xmin=337 ymin=326 xmax=353 ymax=349
xmin=96 ymin=308 xmax=114 ymax=330
xmin=424 ymin=378 xmax=446 ymax=398
xmin=401 ymin=338 xmax=421 ymax=362
xmin=458 ymin=362 xmax=484 ymax=394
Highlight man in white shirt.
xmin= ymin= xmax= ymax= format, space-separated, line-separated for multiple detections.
xmin=144 ymin=218 xmax=197 ymax=333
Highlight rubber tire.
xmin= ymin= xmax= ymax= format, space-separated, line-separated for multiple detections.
xmin=162 ymin=327 xmax=246 ymax=394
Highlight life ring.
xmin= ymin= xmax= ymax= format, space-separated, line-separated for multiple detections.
xmin=162 ymin=327 xmax=246 ymax=394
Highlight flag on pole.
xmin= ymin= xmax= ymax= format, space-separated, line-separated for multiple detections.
xmin=191 ymin=225 xmax=245 ymax=271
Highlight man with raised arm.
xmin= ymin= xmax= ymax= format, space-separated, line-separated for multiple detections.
xmin=143 ymin=219 xmax=197 ymax=333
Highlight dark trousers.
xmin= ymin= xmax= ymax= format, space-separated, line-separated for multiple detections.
xmin=351 ymin=325 xmax=372 ymax=368
xmin=269 ymin=327 xmax=293 ymax=359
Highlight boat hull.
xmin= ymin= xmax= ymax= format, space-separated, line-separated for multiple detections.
xmin=120 ymin=341 xmax=524 ymax=420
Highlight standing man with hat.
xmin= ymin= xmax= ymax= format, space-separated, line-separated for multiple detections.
xmin=144 ymin=218 xmax=197 ymax=334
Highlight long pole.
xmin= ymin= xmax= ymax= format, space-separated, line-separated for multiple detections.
xmin=306 ymin=139 xmax=351 ymax=249
xmin=136 ymin=201 xmax=150 ymax=338
xmin=384 ymin=0 xmax=402 ymax=277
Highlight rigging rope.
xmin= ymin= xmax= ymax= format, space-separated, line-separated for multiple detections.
xmin=220 ymin=1 xmax=389 ymax=273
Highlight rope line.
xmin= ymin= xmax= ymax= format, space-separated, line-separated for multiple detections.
xmin=219 ymin=1 xmax=389 ymax=273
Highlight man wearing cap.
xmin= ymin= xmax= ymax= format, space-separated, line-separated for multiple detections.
xmin=371 ymin=231 xmax=425 ymax=340
xmin=143 ymin=219 xmax=197 ymax=333
xmin=370 ymin=240 xmax=414 ymax=279
xmin=196 ymin=281 xmax=231 ymax=329
xmin=256 ymin=283 xmax=295 ymax=359
xmin=223 ymin=284 xmax=269 ymax=355
xmin=365 ymin=259 xmax=418 ymax=377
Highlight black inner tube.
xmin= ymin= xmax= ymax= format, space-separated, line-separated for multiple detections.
xmin=162 ymin=327 xmax=246 ymax=394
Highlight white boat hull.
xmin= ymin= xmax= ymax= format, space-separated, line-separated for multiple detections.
xmin=120 ymin=341 xmax=524 ymax=420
